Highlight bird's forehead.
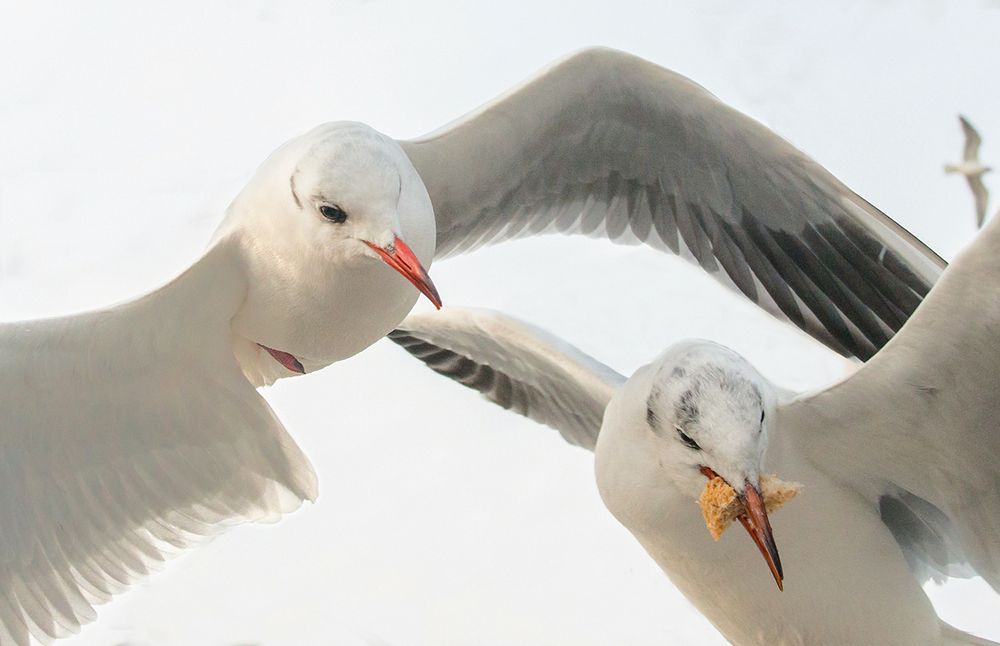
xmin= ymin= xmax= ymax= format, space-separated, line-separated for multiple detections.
xmin=298 ymin=126 xmax=400 ymax=196
xmin=651 ymin=355 xmax=763 ymax=426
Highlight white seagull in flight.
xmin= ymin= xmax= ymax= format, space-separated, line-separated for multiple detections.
xmin=390 ymin=208 xmax=1000 ymax=644
xmin=0 ymin=48 xmax=945 ymax=643
xmin=945 ymin=115 xmax=991 ymax=227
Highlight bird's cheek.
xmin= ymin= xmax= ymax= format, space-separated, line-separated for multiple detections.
xmin=362 ymin=226 xmax=398 ymax=250
xmin=351 ymin=237 xmax=381 ymax=261
xmin=325 ymin=236 xmax=373 ymax=263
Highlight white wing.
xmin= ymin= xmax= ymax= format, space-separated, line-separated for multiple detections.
xmin=967 ymin=175 xmax=990 ymax=228
xmin=781 ymin=216 xmax=1000 ymax=588
xmin=401 ymin=48 xmax=945 ymax=361
xmin=389 ymin=308 xmax=624 ymax=450
xmin=0 ymin=257 xmax=317 ymax=644
xmin=960 ymin=114 xmax=984 ymax=162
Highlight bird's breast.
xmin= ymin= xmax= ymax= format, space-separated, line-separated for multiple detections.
xmin=231 ymin=259 xmax=420 ymax=376
xmin=621 ymin=463 xmax=940 ymax=646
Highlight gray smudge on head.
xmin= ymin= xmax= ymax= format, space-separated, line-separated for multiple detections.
xmin=646 ymin=351 xmax=763 ymax=436
xmin=646 ymin=385 xmax=661 ymax=429
xmin=290 ymin=173 xmax=303 ymax=209
xmin=675 ymin=387 xmax=701 ymax=427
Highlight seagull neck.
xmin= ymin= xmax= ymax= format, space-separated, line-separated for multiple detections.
xmin=121 ymin=235 xmax=249 ymax=365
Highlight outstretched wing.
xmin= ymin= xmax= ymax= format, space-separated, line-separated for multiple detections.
xmin=389 ymin=308 xmax=625 ymax=450
xmin=0 ymin=315 xmax=317 ymax=645
xmin=960 ymin=114 xmax=983 ymax=162
xmin=966 ymin=175 xmax=990 ymax=228
xmin=401 ymin=48 xmax=945 ymax=361
xmin=781 ymin=216 xmax=1000 ymax=589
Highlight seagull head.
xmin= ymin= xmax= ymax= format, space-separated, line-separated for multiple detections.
xmin=214 ymin=122 xmax=440 ymax=383
xmin=268 ymin=121 xmax=440 ymax=308
xmin=643 ymin=340 xmax=783 ymax=589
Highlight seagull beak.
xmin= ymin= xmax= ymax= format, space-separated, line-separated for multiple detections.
xmin=363 ymin=236 xmax=442 ymax=310
xmin=739 ymin=481 xmax=784 ymax=591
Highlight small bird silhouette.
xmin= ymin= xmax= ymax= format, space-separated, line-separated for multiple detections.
xmin=945 ymin=114 xmax=991 ymax=227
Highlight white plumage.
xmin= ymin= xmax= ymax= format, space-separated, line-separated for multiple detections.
xmin=1 ymin=48 xmax=949 ymax=643
xmin=390 ymin=212 xmax=1000 ymax=644
xmin=0 ymin=122 xmax=440 ymax=644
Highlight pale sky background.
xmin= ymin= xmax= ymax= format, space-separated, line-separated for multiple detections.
xmin=2 ymin=1 xmax=1000 ymax=644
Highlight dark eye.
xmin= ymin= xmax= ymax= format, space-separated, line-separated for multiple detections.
xmin=675 ymin=426 xmax=701 ymax=451
xmin=760 ymin=410 xmax=766 ymax=424
xmin=319 ymin=204 xmax=348 ymax=223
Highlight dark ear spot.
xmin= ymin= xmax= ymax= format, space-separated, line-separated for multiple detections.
xmin=290 ymin=174 xmax=303 ymax=209
xmin=645 ymin=386 xmax=661 ymax=431
xmin=675 ymin=389 xmax=700 ymax=426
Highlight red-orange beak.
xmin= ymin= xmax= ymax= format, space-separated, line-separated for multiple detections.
xmin=700 ymin=466 xmax=783 ymax=591
xmin=739 ymin=481 xmax=784 ymax=591
xmin=363 ymin=236 xmax=442 ymax=310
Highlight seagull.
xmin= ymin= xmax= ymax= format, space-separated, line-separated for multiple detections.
xmin=389 ymin=215 xmax=1000 ymax=645
xmin=0 ymin=121 xmax=443 ymax=646
xmin=945 ymin=115 xmax=991 ymax=227
xmin=1 ymin=47 xmax=947 ymax=643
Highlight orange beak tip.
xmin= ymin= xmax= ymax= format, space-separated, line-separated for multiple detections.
xmin=701 ymin=468 xmax=784 ymax=591
xmin=364 ymin=237 xmax=442 ymax=309
xmin=740 ymin=483 xmax=784 ymax=591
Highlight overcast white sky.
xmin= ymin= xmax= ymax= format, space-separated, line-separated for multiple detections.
xmin=2 ymin=1 xmax=1000 ymax=644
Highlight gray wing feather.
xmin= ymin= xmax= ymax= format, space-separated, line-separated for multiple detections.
xmin=401 ymin=48 xmax=945 ymax=361
xmin=878 ymin=489 xmax=974 ymax=583
xmin=784 ymin=215 xmax=1000 ymax=589
xmin=389 ymin=308 xmax=624 ymax=451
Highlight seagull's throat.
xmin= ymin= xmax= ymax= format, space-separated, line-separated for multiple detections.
xmin=257 ymin=343 xmax=305 ymax=374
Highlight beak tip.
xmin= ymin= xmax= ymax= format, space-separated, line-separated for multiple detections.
xmin=368 ymin=237 xmax=443 ymax=310
xmin=739 ymin=482 xmax=784 ymax=592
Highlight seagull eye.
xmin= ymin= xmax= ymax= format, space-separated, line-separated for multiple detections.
xmin=675 ymin=426 xmax=701 ymax=451
xmin=319 ymin=204 xmax=348 ymax=223
xmin=761 ymin=410 xmax=766 ymax=424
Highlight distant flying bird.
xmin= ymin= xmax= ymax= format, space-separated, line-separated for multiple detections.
xmin=945 ymin=115 xmax=992 ymax=227
xmin=0 ymin=48 xmax=945 ymax=644
xmin=391 ymin=210 xmax=1000 ymax=646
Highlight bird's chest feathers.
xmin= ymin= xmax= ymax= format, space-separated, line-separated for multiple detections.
xmin=234 ymin=258 xmax=419 ymax=366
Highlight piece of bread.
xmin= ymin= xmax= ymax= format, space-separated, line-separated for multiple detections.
xmin=698 ymin=474 xmax=802 ymax=540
